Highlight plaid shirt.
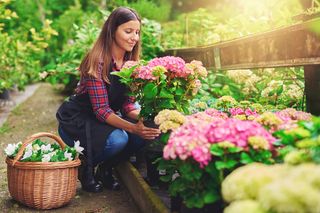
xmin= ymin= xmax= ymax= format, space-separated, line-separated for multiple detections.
xmin=76 ymin=62 xmax=137 ymax=122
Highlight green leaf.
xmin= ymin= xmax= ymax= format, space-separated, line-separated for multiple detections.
xmin=204 ymin=191 xmax=219 ymax=204
xmin=159 ymin=87 xmax=174 ymax=98
xmin=175 ymin=88 xmax=184 ymax=96
xmin=160 ymin=174 xmax=172 ymax=182
xmin=240 ymin=152 xmax=253 ymax=164
xmin=228 ymin=147 xmax=243 ymax=153
xmin=215 ymin=160 xmax=237 ymax=170
xmin=157 ymin=98 xmax=174 ymax=109
xmin=143 ymin=82 xmax=158 ymax=99
xmin=276 ymin=86 xmax=283 ymax=95
xmin=210 ymin=145 xmax=224 ymax=156
xmin=205 ymin=162 xmax=219 ymax=177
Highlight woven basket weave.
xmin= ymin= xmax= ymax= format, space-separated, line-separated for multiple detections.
xmin=6 ymin=132 xmax=81 ymax=210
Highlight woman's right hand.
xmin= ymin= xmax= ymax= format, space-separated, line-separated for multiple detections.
xmin=133 ymin=120 xmax=161 ymax=140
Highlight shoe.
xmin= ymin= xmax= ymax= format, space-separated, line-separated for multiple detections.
xmin=78 ymin=157 xmax=103 ymax=193
xmin=95 ymin=165 xmax=121 ymax=191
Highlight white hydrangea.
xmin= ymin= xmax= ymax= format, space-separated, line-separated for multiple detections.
xmin=282 ymin=84 xmax=303 ymax=100
xmin=226 ymin=69 xmax=253 ymax=84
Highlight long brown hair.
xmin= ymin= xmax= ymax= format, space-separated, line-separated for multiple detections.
xmin=79 ymin=7 xmax=141 ymax=84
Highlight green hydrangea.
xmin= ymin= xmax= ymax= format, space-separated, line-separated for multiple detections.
xmin=222 ymin=163 xmax=286 ymax=202
xmin=284 ymin=149 xmax=311 ymax=165
xmin=224 ymin=200 xmax=266 ymax=213
xmin=258 ymin=180 xmax=320 ymax=213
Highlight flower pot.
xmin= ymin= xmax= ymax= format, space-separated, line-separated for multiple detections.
xmin=170 ymin=195 xmax=183 ymax=212
xmin=145 ymin=149 xmax=167 ymax=188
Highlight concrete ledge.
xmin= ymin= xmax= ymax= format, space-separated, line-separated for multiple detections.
xmin=116 ymin=162 xmax=169 ymax=213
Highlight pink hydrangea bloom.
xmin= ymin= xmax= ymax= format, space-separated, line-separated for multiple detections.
xmin=133 ymin=66 xmax=156 ymax=80
xmin=274 ymin=108 xmax=312 ymax=130
xmin=206 ymin=119 xmax=276 ymax=148
xmin=163 ymin=119 xmax=211 ymax=167
xmin=122 ymin=60 xmax=139 ymax=69
xmin=148 ymin=56 xmax=191 ymax=78
xmin=229 ymin=107 xmax=258 ymax=117
xmin=164 ymin=117 xmax=276 ymax=168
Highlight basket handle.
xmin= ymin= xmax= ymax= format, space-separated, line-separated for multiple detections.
xmin=12 ymin=132 xmax=67 ymax=166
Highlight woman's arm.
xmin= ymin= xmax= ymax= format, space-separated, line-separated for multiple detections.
xmin=122 ymin=96 xmax=140 ymax=120
xmin=86 ymin=76 xmax=159 ymax=139
xmin=106 ymin=113 xmax=159 ymax=139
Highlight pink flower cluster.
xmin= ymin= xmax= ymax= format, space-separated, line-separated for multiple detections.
xmin=229 ymin=107 xmax=258 ymax=117
xmin=122 ymin=60 xmax=139 ymax=69
xmin=206 ymin=119 xmax=275 ymax=148
xmin=276 ymin=108 xmax=312 ymax=122
xmin=163 ymin=119 xmax=211 ymax=167
xmin=148 ymin=56 xmax=191 ymax=78
xmin=186 ymin=108 xmax=228 ymax=123
xmin=163 ymin=118 xmax=276 ymax=168
xmin=274 ymin=108 xmax=312 ymax=130
xmin=134 ymin=66 xmax=157 ymax=80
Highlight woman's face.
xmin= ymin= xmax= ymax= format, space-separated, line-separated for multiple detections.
xmin=114 ymin=20 xmax=140 ymax=52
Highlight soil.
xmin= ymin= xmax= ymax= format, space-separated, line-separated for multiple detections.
xmin=0 ymin=83 xmax=139 ymax=213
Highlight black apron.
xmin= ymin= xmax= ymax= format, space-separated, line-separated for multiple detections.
xmin=56 ymin=72 xmax=128 ymax=160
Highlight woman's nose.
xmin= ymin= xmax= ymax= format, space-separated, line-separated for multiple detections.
xmin=132 ymin=34 xmax=139 ymax=41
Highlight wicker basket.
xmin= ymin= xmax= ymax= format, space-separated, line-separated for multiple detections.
xmin=6 ymin=132 xmax=81 ymax=210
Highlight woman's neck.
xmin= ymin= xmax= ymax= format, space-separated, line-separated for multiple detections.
xmin=111 ymin=43 xmax=125 ymax=66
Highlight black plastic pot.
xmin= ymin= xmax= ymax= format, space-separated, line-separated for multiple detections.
xmin=145 ymin=148 xmax=168 ymax=188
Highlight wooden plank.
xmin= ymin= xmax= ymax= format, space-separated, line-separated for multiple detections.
xmin=165 ymin=18 xmax=320 ymax=70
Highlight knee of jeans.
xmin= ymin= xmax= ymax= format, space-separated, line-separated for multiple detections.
xmin=108 ymin=129 xmax=129 ymax=149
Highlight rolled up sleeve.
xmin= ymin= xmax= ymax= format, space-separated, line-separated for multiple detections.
xmin=122 ymin=96 xmax=139 ymax=115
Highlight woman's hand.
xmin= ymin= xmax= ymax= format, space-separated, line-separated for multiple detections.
xmin=133 ymin=120 xmax=161 ymax=140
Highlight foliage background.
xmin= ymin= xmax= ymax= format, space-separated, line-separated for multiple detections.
xmin=0 ymin=0 xmax=308 ymax=109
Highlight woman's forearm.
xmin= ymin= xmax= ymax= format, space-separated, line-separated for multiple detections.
xmin=105 ymin=113 xmax=136 ymax=133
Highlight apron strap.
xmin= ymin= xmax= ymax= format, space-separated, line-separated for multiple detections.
xmin=85 ymin=119 xmax=93 ymax=168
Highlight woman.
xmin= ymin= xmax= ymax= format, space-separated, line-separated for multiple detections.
xmin=56 ymin=7 xmax=160 ymax=193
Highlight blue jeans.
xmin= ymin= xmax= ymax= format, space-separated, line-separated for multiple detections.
xmin=58 ymin=126 xmax=145 ymax=166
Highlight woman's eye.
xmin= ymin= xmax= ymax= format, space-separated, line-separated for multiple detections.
xmin=125 ymin=30 xmax=132 ymax=33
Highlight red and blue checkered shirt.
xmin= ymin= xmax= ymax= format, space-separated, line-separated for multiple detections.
xmin=76 ymin=62 xmax=137 ymax=122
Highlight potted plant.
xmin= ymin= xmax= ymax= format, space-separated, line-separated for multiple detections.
xmin=158 ymin=111 xmax=277 ymax=212
xmin=112 ymin=56 xmax=207 ymax=121
xmin=112 ymin=56 xmax=207 ymax=186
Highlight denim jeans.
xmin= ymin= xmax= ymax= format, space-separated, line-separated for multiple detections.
xmin=58 ymin=126 xmax=145 ymax=166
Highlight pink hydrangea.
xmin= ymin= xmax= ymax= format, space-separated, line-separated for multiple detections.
xmin=163 ymin=119 xmax=212 ymax=167
xmin=122 ymin=60 xmax=139 ymax=69
xmin=204 ymin=108 xmax=229 ymax=119
xmin=148 ymin=56 xmax=191 ymax=78
xmin=163 ymin=117 xmax=276 ymax=168
xmin=276 ymin=108 xmax=312 ymax=122
xmin=206 ymin=119 xmax=276 ymax=149
xmin=133 ymin=66 xmax=156 ymax=80
xmin=274 ymin=108 xmax=312 ymax=130
xmin=229 ymin=107 xmax=259 ymax=117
